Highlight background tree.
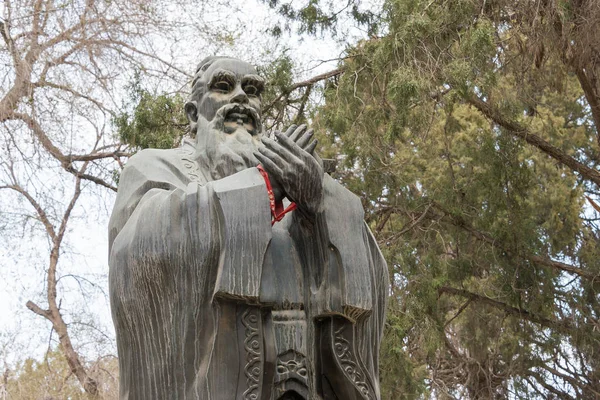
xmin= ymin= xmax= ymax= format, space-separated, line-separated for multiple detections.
xmin=0 ymin=1 xmax=350 ymax=397
xmin=266 ymin=0 xmax=600 ymax=398
xmin=3 ymin=348 xmax=118 ymax=399
xmin=8 ymin=0 xmax=599 ymax=398
xmin=0 ymin=0 xmax=242 ymax=397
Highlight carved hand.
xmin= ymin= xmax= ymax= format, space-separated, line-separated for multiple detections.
xmin=255 ymin=124 xmax=323 ymax=215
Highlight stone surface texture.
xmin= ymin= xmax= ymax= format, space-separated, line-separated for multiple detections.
xmin=109 ymin=56 xmax=388 ymax=400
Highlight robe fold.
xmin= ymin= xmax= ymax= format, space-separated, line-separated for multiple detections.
xmin=109 ymin=141 xmax=388 ymax=400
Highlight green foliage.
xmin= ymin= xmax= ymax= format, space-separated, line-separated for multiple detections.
xmin=257 ymin=53 xmax=323 ymax=131
xmin=303 ymin=0 xmax=600 ymax=397
xmin=265 ymin=0 xmax=339 ymax=36
xmin=114 ymin=75 xmax=187 ymax=150
xmin=4 ymin=347 xmax=118 ymax=399
xmin=263 ymin=0 xmax=381 ymax=38
xmin=256 ymin=53 xmax=296 ymax=127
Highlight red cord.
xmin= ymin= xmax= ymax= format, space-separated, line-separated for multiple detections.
xmin=257 ymin=165 xmax=297 ymax=225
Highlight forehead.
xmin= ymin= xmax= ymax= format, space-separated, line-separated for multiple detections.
xmin=203 ymin=59 xmax=258 ymax=81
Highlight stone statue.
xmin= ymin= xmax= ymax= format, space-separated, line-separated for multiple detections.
xmin=108 ymin=56 xmax=388 ymax=400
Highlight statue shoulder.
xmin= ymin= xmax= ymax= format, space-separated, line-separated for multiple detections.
xmin=121 ymin=145 xmax=203 ymax=186
xmin=124 ymin=147 xmax=180 ymax=172
xmin=109 ymin=147 xmax=194 ymax=246
xmin=322 ymin=174 xmax=363 ymax=214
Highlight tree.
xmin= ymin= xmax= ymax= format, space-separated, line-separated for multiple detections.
xmin=0 ymin=0 xmax=238 ymax=396
xmin=266 ymin=0 xmax=600 ymax=398
xmin=3 ymin=347 xmax=118 ymax=399
xmin=113 ymin=52 xmax=332 ymax=149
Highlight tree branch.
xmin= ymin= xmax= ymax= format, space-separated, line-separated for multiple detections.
xmin=25 ymin=300 xmax=51 ymax=318
xmin=67 ymin=151 xmax=131 ymax=162
xmin=56 ymin=167 xmax=84 ymax=247
xmin=526 ymin=372 xmax=576 ymax=400
xmin=438 ymin=286 xmax=575 ymax=332
xmin=64 ymin=165 xmax=117 ymax=191
xmin=574 ymin=67 xmax=600 ymax=149
xmin=33 ymin=80 xmax=110 ymax=112
xmin=42 ymin=171 xmax=101 ymax=398
xmin=8 ymin=112 xmax=118 ymax=191
xmin=289 ymin=67 xmax=345 ymax=92
xmin=263 ymin=67 xmax=345 ymax=114
xmin=540 ymin=364 xmax=600 ymax=397
xmin=0 ymin=18 xmax=19 ymax=68
xmin=465 ymin=93 xmax=600 ymax=187
xmin=436 ymin=202 xmax=598 ymax=281
xmin=0 ymin=184 xmax=57 ymax=240
xmin=10 ymin=112 xmax=65 ymax=161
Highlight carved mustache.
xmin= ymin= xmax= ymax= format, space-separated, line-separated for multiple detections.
xmin=211 ymin=103 xmax=262 ymax=135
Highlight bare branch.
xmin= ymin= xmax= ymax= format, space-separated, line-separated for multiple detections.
xmin=0 ymin=18 xmax=18 ymax=68
xmin=41 ymin=171 xmax=101 ymax=397
xmin=67 ymin=151 xmax=131 ymax=162
xmin=64 ymin=166 xmax=117 ymax=192
xmin=55 ymin=166 xmax=85 ymax=247
xmin=7 ymin=112 xmax=118 ymax=191
xmin=0 ymin=184 xmax=57 ymax=240
xmin=33 ymin=80 xmax=110 ymax=113
xmin=9 ymin=112 xmax=65 ymax=161
xmin=263 ymin=67 xmax=345 ymax=114
xmin=25 ymin=300 xmax=51 ymax=318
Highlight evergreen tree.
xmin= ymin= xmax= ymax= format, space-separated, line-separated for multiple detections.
xmin=267 ymin=0 xmax=600 ymax=398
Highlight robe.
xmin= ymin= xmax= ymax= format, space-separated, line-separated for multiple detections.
xmin=108 ymin=139 xmax=388 ymax=400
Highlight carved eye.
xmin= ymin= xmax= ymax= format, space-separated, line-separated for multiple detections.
xmin=243 ymin=84 xmax=260 ymax=97
xmin=213 ymin=81 xmax=232 ymax=92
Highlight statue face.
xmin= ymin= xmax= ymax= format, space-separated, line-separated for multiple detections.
xmin=186 ymin=58 xmax=267 ymax=180
xmin=194 ymin=59 xmax=265 ymax=137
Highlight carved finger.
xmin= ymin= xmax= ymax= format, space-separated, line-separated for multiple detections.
xmin=289 ymin=124 xmax=307 ymax=142
xmin=284 ymin=124 xmax=298 ymax=138
xmin=296 ymin=128 xmax=314 ymax=149
xmin=305 ymin=139 xmax=318 ymax=155
xmin=254 ymin=151 xmax=284 ymax=178
xmin=269 ymin=129 xmax=282 ymax=139
xmin=273 ymin=131 xmax=303 ymax=157
xmin=262 ymin=136 xmax=300 ymax=162
xmin=257 ymin=146 xmax=288 ymax=169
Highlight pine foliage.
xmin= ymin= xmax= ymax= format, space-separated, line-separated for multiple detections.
xmin=266 ymin=0 xmax=600 ymax=398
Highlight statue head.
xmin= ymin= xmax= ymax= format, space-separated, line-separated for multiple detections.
xmin=186 ymin=56 xmax=265 ymax=137
xmin=186 ymin=57 xmax=267 ymax=179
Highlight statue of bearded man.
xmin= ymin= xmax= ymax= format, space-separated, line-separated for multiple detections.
xmin=108 ymin=56 xmax=388 ymax=400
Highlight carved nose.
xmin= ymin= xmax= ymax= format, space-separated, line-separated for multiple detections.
xmin=230 ymin=87 xmax=249 ymax=104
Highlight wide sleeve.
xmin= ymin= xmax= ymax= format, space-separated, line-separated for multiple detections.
xmin=290 ymin=174 xmax=382 ymax=321
xmin=108 ymin=149 xmax=273 ymax=305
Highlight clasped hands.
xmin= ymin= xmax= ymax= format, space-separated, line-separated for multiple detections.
xmin=254 ymin=124 xmax=323 ymax=216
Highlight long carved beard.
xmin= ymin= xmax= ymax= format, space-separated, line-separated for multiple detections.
xmin=193 ymin=109 xmax=262 ymax=181
xmin=206 ymin=139 xmax=260 ymax=181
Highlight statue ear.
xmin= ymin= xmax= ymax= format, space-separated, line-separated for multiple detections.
xmin=185 ymin=101 xmax=198 ymax=123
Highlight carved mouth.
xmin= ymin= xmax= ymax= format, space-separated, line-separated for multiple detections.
xmin=216 ymin=104 xmax=261 ymax=135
